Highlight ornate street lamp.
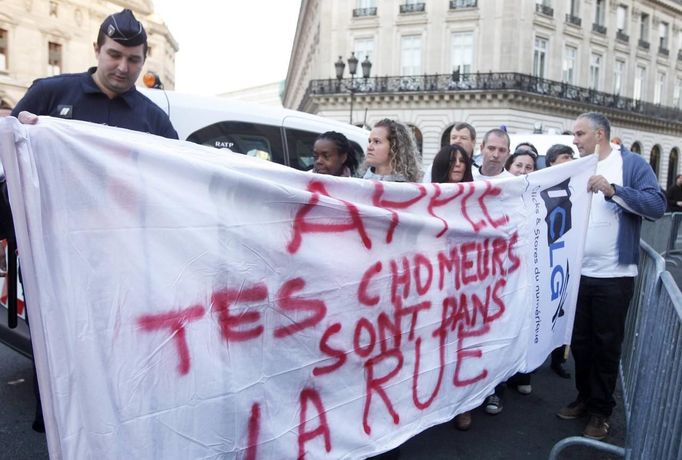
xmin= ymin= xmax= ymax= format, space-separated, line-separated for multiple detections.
xmin=334 ymin=52 xmax=372 ymax=124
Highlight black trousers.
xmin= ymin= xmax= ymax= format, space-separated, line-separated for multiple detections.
xmin=572 ymin=275 xmax=634 ymax=417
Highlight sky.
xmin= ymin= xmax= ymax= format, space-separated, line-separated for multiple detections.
xmin=153 ymin=1 xmax=301 ymax=95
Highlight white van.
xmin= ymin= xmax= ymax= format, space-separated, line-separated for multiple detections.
xmin=139 ymin=88 xmax=369 ymax=173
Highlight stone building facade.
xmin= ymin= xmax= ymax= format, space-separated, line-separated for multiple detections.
xmin=0 ymin=0 xmax=177 ymax=114
xmin=283 ymin=0 xmax=682 ymax=188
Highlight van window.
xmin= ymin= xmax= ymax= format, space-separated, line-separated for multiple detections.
xmin=284 ymin=128 xmax=319 ymax=171
xmin=186 ymin=122 xmax=285 ymax=165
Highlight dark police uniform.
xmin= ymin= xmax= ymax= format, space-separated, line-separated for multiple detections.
xmin=11 ymin=67 xmax=178 ymax=139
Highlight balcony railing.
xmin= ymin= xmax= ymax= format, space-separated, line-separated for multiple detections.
xmin=616 ymin=30 xmax=629 ymax=43
xmin=305 ymin=71 xmax=682 ymax=123
xmin=565 ymin=14 xmax=581 ymax=27
xmin=352 ymin=7 xmax=377 ymax=17
xmin=535 ymin=4 xmax=554 ymax=17
xmin=400 ymin=2 xmax=425 ymax=13
xmin=449 ymin=0 xmax=477 ymax=9
xmin=639 ymin=39 xmax=650 ymax=50
xmin=660 ymin=47 xmax=670 ymax=57
xmin=592 ymin=23 xmax=607 ymax=35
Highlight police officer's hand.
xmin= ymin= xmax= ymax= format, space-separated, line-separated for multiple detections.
xmin=17 ymin=111 xmax=38 ymax=125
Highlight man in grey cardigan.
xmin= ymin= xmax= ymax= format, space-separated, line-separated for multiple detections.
xmin=557 ymin=112 xmax=666 ymax=440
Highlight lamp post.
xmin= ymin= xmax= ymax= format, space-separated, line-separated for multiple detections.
xmin=335 ymin=52 xmax=372 ymax=125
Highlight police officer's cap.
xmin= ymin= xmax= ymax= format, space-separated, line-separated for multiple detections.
xmin=99 ymin=9 xmax=147 ymax=47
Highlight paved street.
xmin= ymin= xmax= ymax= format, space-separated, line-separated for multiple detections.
xmin=0 ymin=343 xmax=625 ymax=459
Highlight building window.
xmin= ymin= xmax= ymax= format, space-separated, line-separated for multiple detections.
xmin=650 ymin=145 xmax=660 ymax=178
xmin=589 ymin=53 xmax=601 ymax=90
xmin=634 ymin=65 xmax=646 ymax=100
xmin=400 ymin=0 xmax=425 ymax=14
xmin=47 ymin=42 xmax=62 ymax=76
xmin=613 ymin=59 xmax=625 ymax=95
xmin=595 ymin=0 xmax=605 ymax=25
xmin=616 ymin=5 xmax=628 ymax=32
xmin=354 ymin=37 xmax=374 ymax=64
xmin=0 ymin=29 xmax=7 ymax=72
xmin=451 ymin=31 xmax=473 ymax=77
xmin=654 ymin=71 xmax=665 ymax=104
xmin=674 ymin=78 xmax=682 ymax=109
xmin=668 ymin=149 xmax=679 ymax=189
xmin=400 ymin=35 xmax=421 ymax=76
xmin=533 ymin=37 xmax=548 ymax=78
xmin=659 ymin=21 xmax=670 ymax=51
xmin=569 ymin=0 xmax=579 ymax=17
xmin=354 ymin=0 xmax=377 ymax=17
xmin=640 ymin=13 xmax=650 ymax=43
xmin=535 ymin=0 xmax=553 ymax=17
xmin=562 ymin=45 xmax=577 ymax=84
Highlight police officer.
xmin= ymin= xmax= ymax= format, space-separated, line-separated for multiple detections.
xmin=11 ymin=8 xmax=177 ymax=139
xmin=8 ymin=9 xmax=177 ymax=434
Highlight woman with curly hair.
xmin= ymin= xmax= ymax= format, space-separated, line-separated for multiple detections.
xmin=363 ymin=118 xmax=422 ymax=183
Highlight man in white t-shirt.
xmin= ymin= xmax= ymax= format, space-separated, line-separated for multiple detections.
xmin=556 ymin=112 xmax=666 ymax=440
xmin=472 ymin=128 xmax=513 ymax=181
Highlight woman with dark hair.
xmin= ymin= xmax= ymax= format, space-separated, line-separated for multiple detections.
xmin=363 ymin=118 xmax=422 ymax=183
xmin=312 ymin=131 xmax=359 ymax=177
xmin=431 ymin=144 xmax=474 ymax=184
xmin=505 ymin=149 xmax=537 ymax=176
xmin=430 ymin=144 xmax=475 ymax=432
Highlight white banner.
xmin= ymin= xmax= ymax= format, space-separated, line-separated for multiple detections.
xmin=0 ymin=117 xmax=596 ymax=459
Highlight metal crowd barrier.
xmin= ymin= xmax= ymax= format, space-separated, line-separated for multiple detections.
xmin=641 ymin=214 xmax=674 ymax=254
xmin=640 ymin=212 xmax=682 ymax=255
xmin=549 ymin=241 xmax=682 ymax=459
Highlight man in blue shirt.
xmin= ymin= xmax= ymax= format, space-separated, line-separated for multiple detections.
xmin=11 ymin=9 xmax=177 ymax=139
xmin=557 ymin=112 xmax=665 ymax=440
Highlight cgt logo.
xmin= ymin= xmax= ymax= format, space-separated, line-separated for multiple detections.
xmin=540 ymin=179 xmax=572 ymax=328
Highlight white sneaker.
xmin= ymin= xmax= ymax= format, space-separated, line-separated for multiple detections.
xmin=484 ymin=395 xmax=503 ymax=414
xmin=516 ymin=384 xmax=532 ymax=395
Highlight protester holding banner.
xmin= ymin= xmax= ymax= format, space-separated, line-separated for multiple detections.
xmin=557 ymin=112 xmax=666 ymax=440
xmin=11 ymin=9 xmax=177 ymax=139
xmin=472 ymin=128 xmax=513 ymax=181
xmin=430 ymin=144 xmax=473 ymax=184
xmin=423 ymin=121 xmax=476 ymax=183
xmin=363 ymin=119 xmax=422 ymax=183
xmin=472 ymin=128 xmax=514 ymax=415
xmin=312 ymin=131 xmax=359 ymax=177
xmin=544 ymin=144 xmax=575 ymax=380
xmin=428 ymin=143 xmax=476 ymax=432
xmin=501 ymin=149 xmax=539 ymax=397
xmin=8 ymin=9 xmax=178 ymax=434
